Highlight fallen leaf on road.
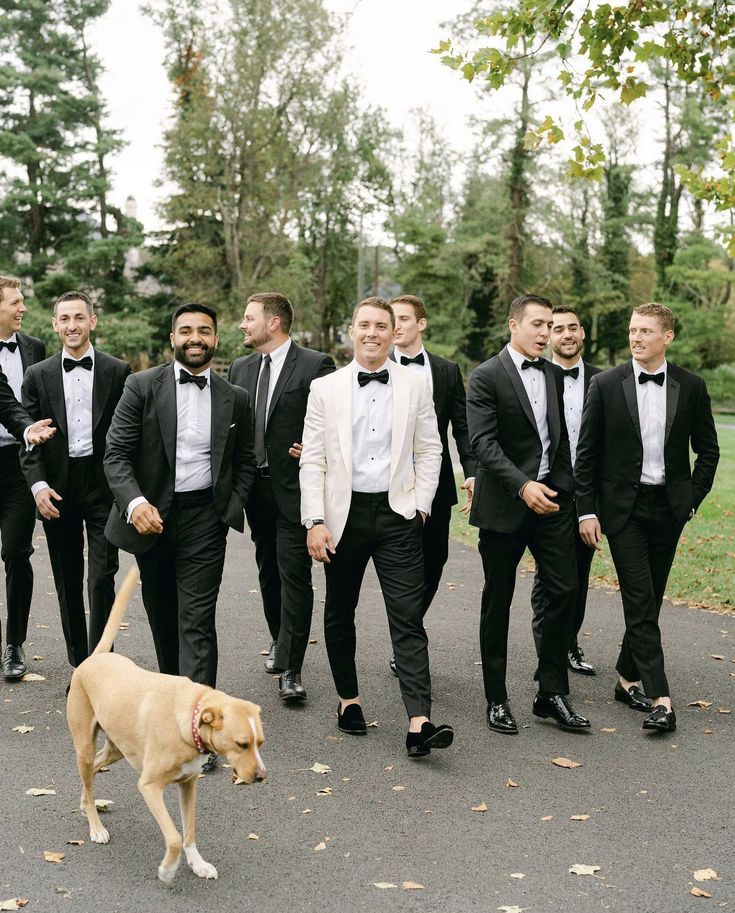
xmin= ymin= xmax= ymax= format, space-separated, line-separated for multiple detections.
xmin=509 ymin=872 xmax=525 ymax=879
xmin=710 ymin=655 xmax=724 ymax=661
xmin=308 ymin=639 xmax=317 ymax=644
xmin=690 ymin=887 xmax=712 ymax=897
xmin=373 ymin=883 xmax=397 ymax=889
xmin=506 ymin=779 xmax=519 ymax=788
xmin=12 ymin=726 xmax=34 ymax=734
xmin=600 ymin=727 xmax=616 ymax=733
xmin=20 ymin=673 xmax=45 ymax=682
xmin=384 ymin=765 xmax=393 ymax=771
xmin=258 ymin=649 xmax=269 ymax=655
xmin=540 ymin=815 xmax=553 ymax=821
xmin=302 ymin=809 xmax=311 ymax=814
xmin=0 ymin=901 xmax=29 ymax=911
xmin=402 ymin=882 xmax=424 ymax=890
xmin=247 ymin=834 xmax=259 ymax=841
xmin=118 ymin=623 xmax=129 ymax=630
xmin=32 ymin=655 xmax=43 ymax=661
xmin=367 ymin=721 xmax=379 ymax=727
xmin=552 ymin=757 xmax=582 ymax=769
xmin=94 ymin=799 xmax=113 ymax=811
xmin=570 ymin=815 xmax=590 ymax=821
xmin=316 ymin=787 xmax=332 ymax=796
xmin=314 ymin=842 xmax=326 ymax=852
xmin=471 ymin=802 xmax=488 ymax=813
xmin=310 ymin=762 xmax=331 ymax=774
xmin=498 ymin=906 xmax=529 ymax=913
xmin=693 ymin=869 xmax=719 ymax=882
xmin=392 ymin=786 xmax=405 ymax=791
xmin=569 ymin=864 xmax=600 ymax=876
xmin=704 ymin=729 xmax=714 ymax=734
xmin=43 ymin=851 xmax=65 ymax=863
xmin=66 ymin=840 xmax=84 ymax=846
xmin=688 ymin=701 xmax=713 ymax=708
xmin=342 ymin=778 xmax=351 ymax=782
xmin=717 ymin=708 xmax=731 ymax=714
xmin=26 ymin=788 xmax=56 ymax=796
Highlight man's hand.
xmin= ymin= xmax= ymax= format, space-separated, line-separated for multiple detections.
xmin=26 ymin=419 xmax=56 ymax=446
xmin=307 ymin=524 xmax=335 ymax=563
xmin=521 ymin=480 xmax=559 ymax=515
xmin=579 ymin=518 xmax=603 ymax=550
xmin=35 ymin=487 xmax=62 ymax=520
xmin=131 ymin=503 xmax=164 ymax=535
xmin=288 ymin=441 xmax=303 ymax=459
xmin=459 ymin=478 xmax=474 ymax=514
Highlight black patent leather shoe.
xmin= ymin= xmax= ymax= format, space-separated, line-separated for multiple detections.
xmin=568 ymin=647 xmax=596 ymax=676
xmin=614 ymin=681 xmax=653 ymax=712
xmin=278 ymin=670 xmax=306 ymax=703
xmin=2 ymin=644 xmax=26 ymax=681
xmin=389 ymin=654 xmax=398 ymax=677
xmin=486 ymin=700 xmax=518 ymax=735
xmin=642 ymin=705 xmax=676 ymax=732
xmin=406 ymin=721 xmax=454 ymax=758
xmin=337 ymin=702 xmax=367 ymax=735
xmin=263 ymin=641 xmax=279 ymax=674
xmin=533 ymin=693 xmax=591 ymax=732
xmin=202 ymin=752 xmax=219 ymax=773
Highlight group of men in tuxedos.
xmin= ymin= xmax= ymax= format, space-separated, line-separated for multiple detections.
xmin=0 ymin=274 xmax=720 ymax=757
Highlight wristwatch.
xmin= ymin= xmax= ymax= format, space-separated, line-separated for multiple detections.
xmin=304 ymin=518 xmax=324 ymax=530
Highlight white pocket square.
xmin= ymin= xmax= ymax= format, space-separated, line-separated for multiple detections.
xmin=229 ymin=423 xmax=236 ymax=428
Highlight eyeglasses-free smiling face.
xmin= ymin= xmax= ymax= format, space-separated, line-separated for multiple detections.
xmin=170 ymin=313 xmax=218 ymax=373
xmin=550 ymin=312 xmax=585 ymax=362
xmin=53 ymin=300 xmax=97 ymax=356
xmin=349 ymin=305 xmax=394 ymax=370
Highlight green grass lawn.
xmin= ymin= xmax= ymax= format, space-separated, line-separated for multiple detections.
xmin=449 ymin=423 xmax=734 ymax=611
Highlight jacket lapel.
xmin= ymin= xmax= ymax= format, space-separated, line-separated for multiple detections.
xmin=153 ymin=365 xmax=177 ymax=470
xmin=92 ymin=353 xmax=112 ymax=433
xmin=389 ymin=361 xmax=409 ymax=477
xmin=17 ymin=334 xmax=33 ymax=372
xmin=245 ymin=356 xmax=260 ymax=408
xmin=427 ymin=350 xmax=442 ymax=412
xmin=622 ymin=361 xmax=642 ymax=442
xmin=42 ymin=354 xmax=68 ymax=439
xmin=544 ymin=363 xmax=561 ymax=453
xmin=664 ymin=368 xmax=680 ymax=446
xmin=210 ymin=373 xmax=233 ymax=483
xmin=266 ymin=342 xmax=297 ymax=426
xmin=499 ymin=347 xmax=537 ymax=436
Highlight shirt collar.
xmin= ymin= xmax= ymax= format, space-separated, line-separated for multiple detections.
xmin=64 ymin=345 xmax=95 ymax=364
xmin=0 ymin=332 xmax=18 ymax=345
xmin=632 ymin=358 xmax=667 ymax=378
xmin=352 ymin=358 xmax=391 ymax=380
xmin=553 ymin=357 xmax=583 ymax=373
xmin=506 ymin=343 xmax=544 ymax=371
xmin=393 ymin=344 xmax=427 ymax=362
xmin=265 ymin=337 xmax=291 ymax=369
xmin=174 ymin=360 xmax=211 ymax=385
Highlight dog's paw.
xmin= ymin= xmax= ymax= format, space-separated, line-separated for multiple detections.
xmin=157 ymin=858 xmax=181 ymax=883
xmin=185 ymin=844 xmax=218 ymax=879
xmin=90 ymin=827 xmax=110 ymax=844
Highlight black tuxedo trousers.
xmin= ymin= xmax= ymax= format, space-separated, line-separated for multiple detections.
xmin=0 ymin=444 xmax=35 ymax=647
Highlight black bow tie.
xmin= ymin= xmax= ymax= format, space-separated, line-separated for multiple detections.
xmin=638 ymin=372 xmax=665 ymax=386
xmin=562 ymin=366 xmax=579 ymax=379
xmin=521 ymin=358 xmax=545 ymax=371
xmin=0 ymin=340 xmax=18 ymax=353
xmin=179 ymin=371 xmax=207 ymax=390
xmin=357 ymin=369 xmax=389 ymax=387
xmin=400 ymin=353 xmax=425 ymax=367
xmin=63 ymin=355 xmax=93 ymax=372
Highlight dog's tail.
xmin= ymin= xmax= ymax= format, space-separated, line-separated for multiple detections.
xmin=93 ymin=564 xmax=140 ymax=655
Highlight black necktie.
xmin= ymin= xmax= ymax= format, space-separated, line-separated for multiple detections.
xmin=400 ymin=353 xmax=425 ymax=367
xmin=179 ymin=371 xmax=207 ymax=390
xmin=638 ymin=372 xmax=665 ymax=386
xmin=0 ymin=340 xmax=17 ymax=353
xmin=63 ymin=355 xmax=93 ymax=372
xmin=254 ymin=353 xmax=271 ymax=466
xmin=357 ymin=369 xmax=389 ymax=387
xmin=562 ymin=366 xmax=579 ymax=379
xmin=521 ymin=358 xmax=545 ymax=371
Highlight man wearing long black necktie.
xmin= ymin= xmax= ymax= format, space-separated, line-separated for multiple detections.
xmin=20 ymin=291 xmax=130 ymax=671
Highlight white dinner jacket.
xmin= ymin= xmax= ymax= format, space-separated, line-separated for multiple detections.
xmin=299 ymin=360 xmax=442 ymax=547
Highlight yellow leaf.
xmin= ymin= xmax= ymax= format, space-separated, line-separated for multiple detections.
xmin=0 ymin=901 xmax=29 ymax=911
xmin=552 ymin=757 xmax=582 ymax=769
xmin=688 ymin=700 xmax=713 ymax=708
xmin=43 ymin=851 xmax=66 ymax=863
xmin=718 ymin=708 xmax=731 ymax=714
xmin=690 ymin=887 xmax=712 ymax=897
xmin=401 ymin=882 xmax=425 ymax=890
xmin=94 ymin=799 xmax=113 ymax=811
xmin=310 ymin=762 xmax=331 ymax=774
xmin=373 ymin=883 xmax=397 ymax=889
xmin=258 ymin=649 xmax=269 ymax=655
xmin=693 ymin=868 xmax=719 ymax=882
xmin=710 ymin=655 xmax=724 ymax=660
xmin=392 ymin=785 xmax=405 ymax=791
xmin=66 ymin=839 xmax=84 ymax=846
xmin=471 ymin=802 xmax=488 ymax=813
xmin=25 ymin=788 xmax=56 ymax=796
xmin=316 ymin=787 xmax=332 ymax=796
xmin=314 ymin=842 xmax=327 ymax=852
xmin=569 ymin=864 xmax=600 ymax=876
xmin=570 ymin=815 xmax=590 ymax=821
xmin=506 ymin=779 xmax=519 ymax=788
xmin=540 ymin=815 xmax=553 ymax=821
xmin=600 ymin=728 xmax=616 ymax=733
xmin=509 ymin=872 xmax=525 ymax=879
xmin=12 ymin=726 xmax=34 ymax=734
xmin=20 ymin=673 xmax=45 ymax=682
xmin=247 ymin=833 xmax=259 ymax=841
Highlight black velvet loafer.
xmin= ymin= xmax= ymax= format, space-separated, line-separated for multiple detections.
xmin=337 ymin=703 xmax=367 ymax=735
xmin=406 ymin=722 xmax=454 ymax=758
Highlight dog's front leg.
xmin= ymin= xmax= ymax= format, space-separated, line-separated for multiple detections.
xmin=137 ymin=778 xmax=183 ymax=882
xmin=178 ymin=778 xmax=218 ymax=879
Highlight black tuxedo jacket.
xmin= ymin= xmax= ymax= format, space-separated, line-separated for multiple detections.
xmin=467 ymin=347 xmax=573 ymax=533
xmin=575 ymin=360 xmax=719 ymax=536
xmin=391 ymin=349 xmax=476 ymax=507
xmin=0 ymin=333 xmax=46 ymax=441
xmin=103 ymin=363 xmax=257 ymax=555
xmin=228 ymin=342 xmax=335 ymax=522
xmin=20 ymin=349 xmax=131 ymax=501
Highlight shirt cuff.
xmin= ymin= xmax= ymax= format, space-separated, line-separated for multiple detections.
xmin=31 ymin=481 xmax=49 ymax=498
xmin=578 ymin=514 xmax=597 ymax=523
xmin=417 ymin=505 xmax=431 ymax=517
xmin=464 ymin=477 xmax=475 ymax=485
xmin=23 ymin=427 xmax=34 ymax=451
xmin=126 ymin=496 xmax=148 ymax=523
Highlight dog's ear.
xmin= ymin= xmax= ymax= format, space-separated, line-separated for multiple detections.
xmin=200 ymin=707 xmax=224 ymax=730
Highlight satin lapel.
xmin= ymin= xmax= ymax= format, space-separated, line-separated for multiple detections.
xmin=42 ymin=355 xmax=68 ymax=439
xmin=92 ymin=354 xmax=112 ymax=433
xmin=428 ymin=351 xmax=442 ymax=412
xmin=210 ymin=374 xmax=233 ymax=483
xmin=544 ymin=364 xmax=561 ymax=452
xmin=17 ymin=334 xmax=33 ymax=371
xmin=266 ymin=342 xmax=297 ymax=426
xmin=246 ymin=356 xmax=260 ymax=408
xmin=622 ymin=363 xmax=642 ymax=442
xmin=390 ymin=362 xmax=409 ymax=477
xmin=153 ymin=366 xmax=177 ymax=470
xmin=498 ymin=348 xmax=537 ymax=435
xmin=664 ymin=369 xmax=679 ymax=446
xmin=335 ymin=367 xmax=353 ymax=474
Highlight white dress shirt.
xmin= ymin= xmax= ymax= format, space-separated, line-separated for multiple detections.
xmin=633 ymin=358 xmax=667 ymax=485
xmin=351 ymin=359 xmax=392 ymax=493
xmin=393 ymin=344 xmax=433 ymax=394
xmin=0 ymin=333 xmax=23 ymax=447
xmin=507 ymin=344 xmax=550 ymax=479
xmin=553 ymin=357 xmax=584 ymax=467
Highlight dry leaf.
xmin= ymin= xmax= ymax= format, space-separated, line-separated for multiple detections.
xmin=32 ymin=655 xmax=43 ymax=661
xmin=94 ymin=799 xmax=113 ymax=811
xmin=43 ymin=851 xmax=65 ymax=863
xmin=391 ymin=785 xmax=405 ymax=791
xmin=693 ymin=869 xmax=719 ymax=882
xmin=509 ymin=873 xmax=525 ymax=879
xmin=688 ymin=700 xmax=713 ymax=708
xmin=384 ymin=765 xmax=393 ymax=772
xmin=471 ymin=802 xmax=488 ymax=813
xmin=569 ymin=864 xmax=600 ymax=876
xmin=341 ymin=778 xmax=351 ymax=782
xmin=310 ymin=762 xmax=331 ymax=774
xmin=402 ymin=882 xmax=425 ymax=890
xmin=552 ymin=757 xmax=582 ymax=769
xmin=367 ymin=721 xmax=379 ymax=727
xmin=717 ymin=708 xmax=731 ymax=714
xmin=308 ymin=638 xmax=317 ymax=644
xmin=540 ymin=815 xmax=553 ymax=821
xmin=498 ymin=907 xmax=529 ymax=913
xmin=118 ymin=622 xmax=129 ymax=630
xmin=710 ymin=655 xmax=724 ymax=661
xmin=26 ymin=787 xmax=56 ymax=796
xmin=316 ymin=787 xmax=332 ymax=796
xmin=247 ymin=834 xmax=259 ymax=841
xmin=690 ymin=887 xmax=712 ymax=898
xmin=506 ymin=779 xmax=519 ymax=788
xmin=373 ymin=883 xmax=397 ymax=889
xmin=66 ymin=839 xmax=84 ymax=846
xmin=314 ymin=842 xmax=326 ymax=852
xmin=570 ymin=815 xmax=590 ymax=821
xmin=20 ymin=673 xmax=45 ymax=682
xmin=704 ymin=729 xmax=714 ymax=734
xmin=0 ymin=901 xmax=29 ymax=911
xmin=600 ymin=727 xmax=616 ymax=733
xmin=302 ymin=809 xmax=311 ymax=814
xmin=258 ymin=649 xmax=269 ymax=655
xmin=12 ymin=726 xmax=34 ymax=734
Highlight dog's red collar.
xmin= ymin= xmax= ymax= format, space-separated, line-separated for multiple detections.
xmin=191 ymin=698 xmax=208 ymax=754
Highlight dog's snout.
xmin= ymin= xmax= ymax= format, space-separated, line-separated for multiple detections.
xmin=255 ymin=767 xmax=266 ymax=782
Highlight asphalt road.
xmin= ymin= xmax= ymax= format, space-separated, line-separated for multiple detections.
xmin=1 ymin=522 xmax=733 ymax=913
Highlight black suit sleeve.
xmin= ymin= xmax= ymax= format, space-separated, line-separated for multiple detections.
xmin=315 ymin=353 xmax=337 ymax=379
xmin=104 ymin=373 xmax=147 ymax=514
xmin=449 ymin=363 xmax=476 ymax=478
xmin=0 ymin=369 xmax=32 ymax=442
xmin=231 ymin=387 xmax=257 ymax=508
xmin=18 ymin=368 xmax=48 ymax=488
xmin=574 ymin=374 xmax=603 ymax=518
xmin=690 ymin=377 xmax=719 ymax=509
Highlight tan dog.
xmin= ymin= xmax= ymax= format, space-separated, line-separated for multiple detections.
xmin=67 ymin=566 xmax=266 ymax=882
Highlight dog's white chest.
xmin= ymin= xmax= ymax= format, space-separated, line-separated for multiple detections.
xmin=177 ymin=755 xmax=207 ymax=780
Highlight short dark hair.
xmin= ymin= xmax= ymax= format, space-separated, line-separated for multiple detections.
xmin=54 ymin=290 xmax=93 ymax=316
xmin=508 ymin=294 xmax=553 ymax=322
xmin=247 ymin=292 xmax=293 ymax=334
xmin=352 ymin=296 xmax=395 ymax=328
xmin=171 ymin=302 xmax=218 ymax=332
xmin=552 ymin=305 xmax=582 ymax=323
xmin=390 ymin=294 xmax=427 ymax=322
